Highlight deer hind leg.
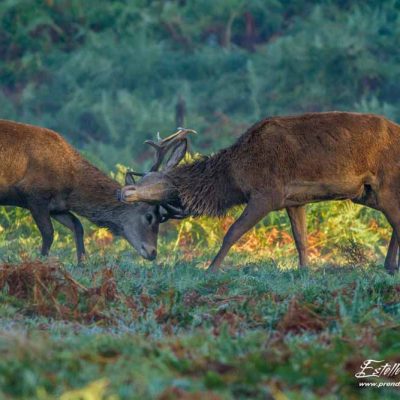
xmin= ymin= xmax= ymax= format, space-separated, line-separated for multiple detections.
xmin=379 ymin=193 xmax=400 ymax=274
xmin=353 ymin=185 xmax=399 ymax=273
xmin=382 ymin=213 xmax=400 ymax=274
xmin=51 ymin=212 xmax=86 ymax=263
xmin=286 ymin=206 xmax=308 ymax=268
xmin=207 ymin=197 xmax=273 ymax=273
xmin=30 ymin=205 xmax=54 ymax=257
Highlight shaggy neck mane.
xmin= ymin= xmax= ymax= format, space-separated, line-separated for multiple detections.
xmin=168 ymin=150 xmax=245 ymax=217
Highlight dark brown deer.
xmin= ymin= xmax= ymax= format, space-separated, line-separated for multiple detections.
xmin=119 ymin=112 xmax=400 ymax=273
xmin=121 ymin=123 xmax=399 ymax=272
xmin=0 ymin=119 xmax=163 ymax=262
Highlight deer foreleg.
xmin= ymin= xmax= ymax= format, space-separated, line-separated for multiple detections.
xmin=207 ymin=198 xmax=271 ymax=273
xmin=379 ymin=193 xmax=400 ymax=274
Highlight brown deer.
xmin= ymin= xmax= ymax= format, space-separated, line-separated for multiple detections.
xmin=0 ymin=119 xmax=164 ymax=262
xmin=119 ymin=112 xmax=400 ymax=273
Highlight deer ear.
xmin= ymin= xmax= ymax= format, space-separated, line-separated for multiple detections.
xmin=158 ymin=205 xmax=170 ymax=223
xmin=165 ymin=140 xmax=187 ymax=170
xmin=125 ymin=172 xmax=136 ymax=185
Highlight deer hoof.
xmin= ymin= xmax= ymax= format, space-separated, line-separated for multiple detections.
xmin=384 ymin=262 xmax=398 ymax=275
xmin=386 ymin=268 xmax=398 ymax=276
xmin=206 ymin=265 xmax=219 ymax=274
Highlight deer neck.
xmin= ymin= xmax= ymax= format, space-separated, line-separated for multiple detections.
xmin=69 ymin=160 xmax=126 ymax=232
xmin=168 ymin=151 xmax=246 ymax=217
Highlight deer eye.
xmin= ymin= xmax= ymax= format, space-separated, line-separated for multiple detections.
xmin=145 ymin=213 xmax=153 ymax=225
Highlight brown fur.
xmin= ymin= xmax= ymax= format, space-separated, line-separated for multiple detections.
xmin=0 ymin=119 xmax=160 ymax=261
xmin=169 ymin=152 xmax=246 ymax=217
xmin=122 ymin=112 xmax=400 ymax=272
xmin=170 ymin=112 xmax=394 ymax=216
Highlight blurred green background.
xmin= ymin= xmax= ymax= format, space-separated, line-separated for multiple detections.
xmin=1 ymin=0 xmax=399 ymax=170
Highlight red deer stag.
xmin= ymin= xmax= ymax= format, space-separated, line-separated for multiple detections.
xmin=121 ymin=125 xmax=399 ymax=272
xmin=0 ymin=119 xmax=163 ymax=262
xmin=119 ymin=113 xmax=400 ymax=273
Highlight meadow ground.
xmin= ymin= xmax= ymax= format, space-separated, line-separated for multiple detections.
xmin=0 ymin=203 xmax=399 ymax=399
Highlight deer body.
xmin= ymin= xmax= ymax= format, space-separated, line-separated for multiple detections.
xmin=169 ymin=113 xmax=387 ymax=213
xmin=0 ymin=119 xmax=160 ymax=261
xmin=121 ymin=112 xmax=400 ymax=272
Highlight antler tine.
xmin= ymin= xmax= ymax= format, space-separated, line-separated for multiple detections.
xmin=145 ymin=128 xmax=196 ymax=148
xmin=144 ymin=139 xmax=162 ymax=149
xmin=160 ymin=127 xmax=197 ymax=145
xmin=144 ymin=131 xmax=164 ymax=148
xmin=128 ymin=171 xmax=145 ymax=177
xmin=145 ymin=132 xmax=169 ymax=172
xmin=144 ymin=128 xmax=197 ymax=172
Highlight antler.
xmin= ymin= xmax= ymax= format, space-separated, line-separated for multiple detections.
xmin=158 ymin=203 xmax=189 ymax=222
xmin=124 ymin=170 xmax=145 ymax=186
xmin=145 ymin=127 xmax=197 ymax=172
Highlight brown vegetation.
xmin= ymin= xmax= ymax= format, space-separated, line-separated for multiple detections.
xmin=0 ymin=260 xmax=119 ymax=322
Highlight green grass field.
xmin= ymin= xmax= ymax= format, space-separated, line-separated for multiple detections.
xmin=0 ymin=202 xmax=399 ymax=399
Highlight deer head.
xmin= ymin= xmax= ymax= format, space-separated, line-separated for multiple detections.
xmin=118 ymin=128 xmax=196 ymax=219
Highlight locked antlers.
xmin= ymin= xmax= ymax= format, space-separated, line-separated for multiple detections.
xmin=145 ymin=128 xmax=196 ymax=220
xmin=124 ymin=128 xmax=196 ymax=185
xmin=145 ymin=127 xmax=197 ymax=172
xmin=121 ymin=128 xmax=196 ymax=220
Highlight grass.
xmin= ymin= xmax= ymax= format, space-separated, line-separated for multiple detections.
xmin=0 ymin=260 xmax=399 ymax=399
xmin=0 ymin=203 xmax=399 ymax=399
